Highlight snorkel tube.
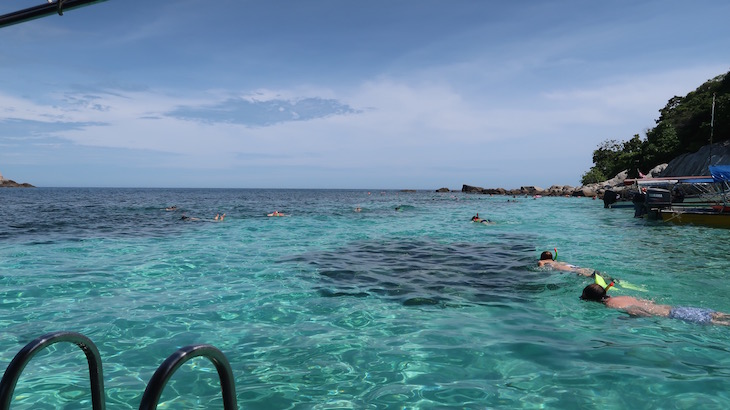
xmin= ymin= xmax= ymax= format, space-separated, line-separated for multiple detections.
xmin=594 ymin=272 xmax=617 ymax=292
xmin=553 ymin=247 xmax=558 ymax=261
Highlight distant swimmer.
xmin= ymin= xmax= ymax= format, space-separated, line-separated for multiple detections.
xmin=354 ymin=207 xmax=362 ymax=212
xmin=165 ymin=205 xmax=177 ymax=211
xmin=180 ymin=214 xmax=200 ymax=221
xmin=581 ymin=283 xmax=730 ymax=325
xmin=471 ymin=213 xmax=493 ymax=224
xmin=268 ymin=210 xmax=285 ymax=217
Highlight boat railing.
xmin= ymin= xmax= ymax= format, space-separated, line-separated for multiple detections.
xmin=0 ymin=331 xmax=238 ymax=410
xmin=0 ymin=0 xmax=108 ymax=29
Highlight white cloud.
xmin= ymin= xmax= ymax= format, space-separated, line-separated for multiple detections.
xmin=1 ymin=62 xmax=727 ymax=188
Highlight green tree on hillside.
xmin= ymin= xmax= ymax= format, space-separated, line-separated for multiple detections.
xmin=641 ymin=121 xmax=679 ymax=166
xmin=581 ymin=135 xmax=642 ymax=184
xmin=582 ymin=70 xmax=730 ymax=184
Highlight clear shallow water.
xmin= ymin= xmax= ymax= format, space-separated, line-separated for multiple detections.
xmin=1 ymin=188 xmax=730 ymax=409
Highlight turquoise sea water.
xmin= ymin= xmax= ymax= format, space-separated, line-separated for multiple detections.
xmin=1 ymin=188 xmax=730 ymax=409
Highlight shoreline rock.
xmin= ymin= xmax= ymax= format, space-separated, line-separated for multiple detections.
xmin=0 ymin=179 xmax=35 ymax=188
xmin=452 ymin=141 xmax=730 ymax=198
xmin=455 ymin=164 xmax=668 ymax=198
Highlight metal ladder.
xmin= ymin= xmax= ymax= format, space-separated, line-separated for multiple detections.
xmin=0 ymin=331 xmax=238 ymax=410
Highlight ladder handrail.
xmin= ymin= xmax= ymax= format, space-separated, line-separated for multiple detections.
xmin=0 ymin=331 xmax=106 ymax=410
xmin=138 ymin=344 xmax=238 ymax=410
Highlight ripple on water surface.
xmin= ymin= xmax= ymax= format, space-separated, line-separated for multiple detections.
xmin=3 ymin=189 xmax=730 ymax=409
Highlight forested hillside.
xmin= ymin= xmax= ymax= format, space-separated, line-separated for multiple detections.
xmin=582 ymin=70 xmax=730 ymax=184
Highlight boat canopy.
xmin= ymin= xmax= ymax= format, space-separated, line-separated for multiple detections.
xmin=710 ymin=165 xmax=730 ymax=183
xmin=625 ymin=175 xmax=714 ymax=185
xmin=636 ymin=179 xmax=679 ymax=187
xmin=679 ymin=177 xmax=717 ymax=184
xmin=634 ymin=177 xmax=715 ymax=186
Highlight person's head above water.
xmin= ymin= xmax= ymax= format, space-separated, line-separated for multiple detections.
xmin=540 ymin=251 xmax=553 ymax=261
xmin=581 ymin=283 xmax=609 ymax=302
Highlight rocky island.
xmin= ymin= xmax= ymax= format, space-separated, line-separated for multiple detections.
xmin=0 ymin=170 xmax=34 ymax=188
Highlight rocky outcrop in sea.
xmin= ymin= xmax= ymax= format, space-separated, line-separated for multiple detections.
xmin=458 ymin=183 xmax=596 ymax=197
xmin=448 ymin=140 xmax=730 ymax=198
xmin=452 ymin=164 xmax=668 ymax=198
xmin=0 ymin=179 xmax=35 ymax=188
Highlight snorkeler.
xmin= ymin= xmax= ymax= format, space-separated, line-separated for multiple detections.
xmin=538 ymin=250 xmax=646 ymax=292
xmin=268 ymin=210 xmax=285 ymax=217
xmin=580 ymin=283 xmax=730 ymax=326
xmin=471 ymin=213 xmax=493 ymax=224
xmin=538 ymin=250 xmax=601 ymax=278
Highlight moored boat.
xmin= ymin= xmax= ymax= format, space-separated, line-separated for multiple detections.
xmin=656 ymin=165 xmax=730 ymax=228
xmin=659 ymin=207 xmax=730 ymax=228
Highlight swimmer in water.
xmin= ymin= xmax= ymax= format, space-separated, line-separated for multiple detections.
xmin=180 ymin=214 xmax=200 ymax=221
xmin=537 ymin=250 xmax=603 ymax=278
xmin=165 ymin=205 xmax=177 ymax=211
xmin=580 ymin=283 xmax=730 ymax=325
xmin=471 ymin=213 xmax=493 ymax=224
xmin=538 ymin=250 xmax=647 ymax=292
xmin=268 ymin=210 xmax=284 ymax=217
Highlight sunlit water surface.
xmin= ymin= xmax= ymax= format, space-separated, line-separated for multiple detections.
xmin=1 ymin=188 xmax=729 ymax=409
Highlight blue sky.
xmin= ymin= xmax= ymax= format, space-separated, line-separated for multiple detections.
xmin=0 ymin=0 xmax=728 ymax=189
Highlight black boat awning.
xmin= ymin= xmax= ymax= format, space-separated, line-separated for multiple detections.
xmin=0 ymin=0 xmax=107 ymax=29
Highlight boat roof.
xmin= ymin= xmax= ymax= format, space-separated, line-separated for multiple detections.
xmin=624 ymin=175 xmax=715 ymax=186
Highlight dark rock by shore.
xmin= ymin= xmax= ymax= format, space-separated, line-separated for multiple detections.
xmin=0 ymin=179 xmax=35 ymax=188
xmin=661 ymin=140 xmax=730 ymax=177
xmin=447 ymin=141 xmax=729 ymax=199
xmin=457 ymin=163 xmax=667 ymax=198
xmin=460 ymin=183 xmax=584 ymax=197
